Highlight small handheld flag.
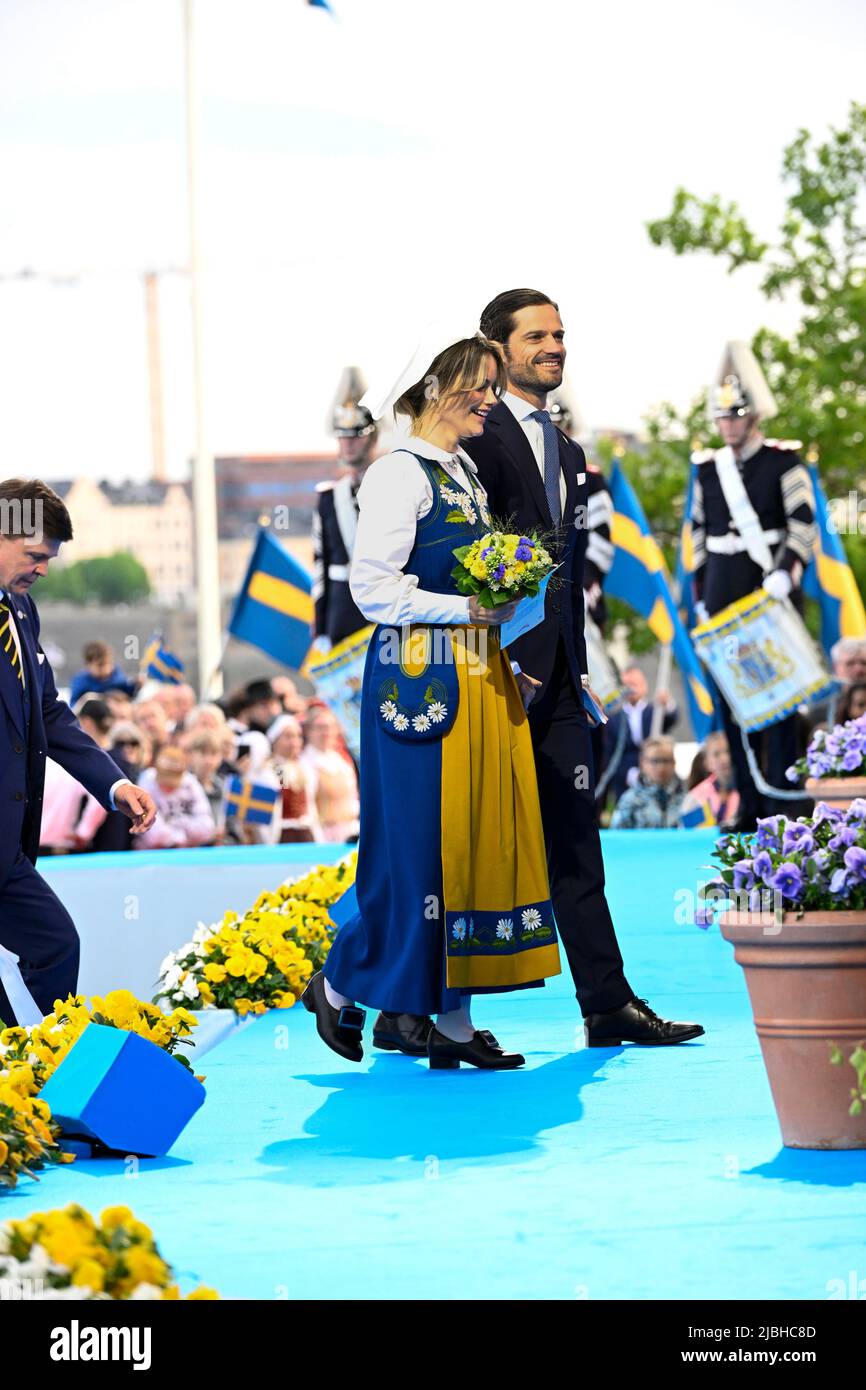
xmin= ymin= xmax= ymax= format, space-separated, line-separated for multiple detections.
xmin=142 ymin=633 xmax=184 ymax=685
xmin=802 ymin=463 xmax=866 ymax=653
xmin=229 ymin=528 xmax=315 ymax=670
xmin=223 ymin=776 xmax=279 ymax=826
xmin=679 ymin=800 xmax=716 ymax=829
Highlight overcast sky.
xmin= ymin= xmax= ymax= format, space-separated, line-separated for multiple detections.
xmin=1 ymin=0 xmax=864 ymax=481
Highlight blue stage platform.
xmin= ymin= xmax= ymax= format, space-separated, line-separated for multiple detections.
xmin=8 ymin=830 xmax=866 ymax=1300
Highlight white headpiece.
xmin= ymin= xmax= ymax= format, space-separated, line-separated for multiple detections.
xmin=361 ymin=319 xmax=487 ymax=424
xmin=709 ymin=340 xmax=778 ymax=422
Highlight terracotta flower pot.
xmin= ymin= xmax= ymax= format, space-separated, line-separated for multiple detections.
xmin=720 ymin=910 xmax=866 ymax=1149
xmin=805 ymin=775 xmax=866 ymax=813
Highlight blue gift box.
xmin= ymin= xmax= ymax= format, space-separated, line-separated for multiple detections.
xmin=39 ymin=1022 xmax=205 ymax=1157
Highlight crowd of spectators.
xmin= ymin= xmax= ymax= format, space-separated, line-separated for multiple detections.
xmin=40 ymin=640 xmax=360 ymax=855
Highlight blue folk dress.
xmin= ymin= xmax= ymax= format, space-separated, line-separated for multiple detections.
xmin=324 ymin=446 xmax=559 ymax=1015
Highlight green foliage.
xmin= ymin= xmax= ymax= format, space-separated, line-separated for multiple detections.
xmin=647 ymin=101 xmax=866 ymax=490
xmin=830 ymin=1042 xmax=866 ymax=1117
xmin=37 ymin=552 xmax=151 ymax=605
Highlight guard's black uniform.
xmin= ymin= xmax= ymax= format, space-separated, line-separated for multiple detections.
xmin=583 ymin=465 xmax=614 ymax=632
xmin=312 ymin=477 xmax=367 ymax=646
xmin=691 ymin=439 xmax=817 ymax=825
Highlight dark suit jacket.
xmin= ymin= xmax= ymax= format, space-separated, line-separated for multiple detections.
xmin=0 ymin=591 xmax=127 ymax=885
xmin=463 ymin=402 xmax=589 ymax=691
xmin=603 ymin=700 xmax=679 ymax=797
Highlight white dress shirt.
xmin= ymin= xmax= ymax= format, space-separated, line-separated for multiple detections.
xmin=350 ymin=436 xmax=487 ymax=626
xmin=2 ymin=589 xmax=131 ymax=809
xmin=501 ymin=391 xmax=568 ymax=512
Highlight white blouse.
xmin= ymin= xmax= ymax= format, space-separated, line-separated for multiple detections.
xmin=349 ymin=436 xmax=485 ymax=626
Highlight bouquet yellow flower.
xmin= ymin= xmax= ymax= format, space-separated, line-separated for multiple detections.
xmin=0 ymin=1081 xmax=72 ymax=1190
xmin=452 ymin=531 xmax=554 ymax=608
xmin=154 ymin=852 xmax=357 ymax=1016
xmin=0 ymin=1203 xmax=219 ymax=1298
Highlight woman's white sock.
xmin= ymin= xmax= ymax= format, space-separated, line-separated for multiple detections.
xmin=435 ymin=1003 xmax=475 ymax=1043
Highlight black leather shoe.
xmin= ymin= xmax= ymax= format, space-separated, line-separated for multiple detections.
xmin=584 ymin=997 xmax=704 ymax=1048
xmin=301 ymin=971 xmax=366 ymax=1062
xmin=372 ymin=1011 xmax=433 ymax=1056
xmin=427 ymin=1026 xmax=525 ymax=1070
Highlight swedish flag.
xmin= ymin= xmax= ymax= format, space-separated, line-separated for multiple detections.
xmin=229 ymin=528 xmax=314 ymax=670
xmin=607 ymin=461 xmax=716 ymax=740
xmin=802 ymin=464 xmax=866 ymax=653
xmin=679 ymin=800 xmax=716 ymax=829
xmin=142 ymin=634 xmax=184 ymax=685
xmin=223 ymin=775 xmax=279 ymax=826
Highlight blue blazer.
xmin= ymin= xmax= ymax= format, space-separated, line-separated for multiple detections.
xmin=463 ymin=403 xmax=589 ymax=693
xmin=0 ymin=591 xmax=126 ymax=885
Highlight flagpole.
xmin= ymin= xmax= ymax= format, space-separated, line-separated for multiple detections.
xmin=183 ymin=0 xmax=223 ymax=700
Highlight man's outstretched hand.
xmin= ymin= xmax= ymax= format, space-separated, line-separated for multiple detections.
xmin=114 ymin=782 xmax=157 ymax=834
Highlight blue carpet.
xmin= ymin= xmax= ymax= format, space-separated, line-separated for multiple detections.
xmin=5 ymin=830 xmax=865 ymax=1300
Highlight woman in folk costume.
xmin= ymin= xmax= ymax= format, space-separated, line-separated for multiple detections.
xmin=302 ymin=329 xmax=560 ymax=1071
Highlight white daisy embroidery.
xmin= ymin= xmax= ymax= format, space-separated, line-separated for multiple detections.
xmin=452 ymin=918 xmax=467 ymax=941
xmin=427 ymin=701 xmax=447 ymax=723
xmin=380 ymin=700 xmax=397 ymax=721
xmin=496 ymin=918 xmax=514 ymax=941
xmin=521 ymin=908 xmax=542 ymax=933
xmin=440 ymin=484 xmax=462 ymax=505
xmin=393 ymin=713 xmax=409 ymax=731
xmin=412 ymin=713 xmax=431 ymax=732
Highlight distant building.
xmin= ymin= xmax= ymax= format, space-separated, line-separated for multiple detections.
xmin=51 ymin=478 xmax=194 ymax=606
xmin=214 ymin=454 xmax=340 ymax=540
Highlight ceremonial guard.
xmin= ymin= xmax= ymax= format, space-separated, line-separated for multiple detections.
xmin=549 ymin=397 xmax=614 ymax=633
xmin=690 ymin=341 xmax=817 ymax=829
xmin=312 ymin=368 xmax=378 ymax=647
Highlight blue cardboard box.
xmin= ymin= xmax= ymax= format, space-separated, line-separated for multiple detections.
xmin=39 ymin=1022 xmax=205 ymax=1157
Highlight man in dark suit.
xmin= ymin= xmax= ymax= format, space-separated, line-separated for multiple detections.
xmin=603 ymin=665 xmax=679 ymax=805
xmin=463 ymin=290 xmax=703 ymax=1047
xmin=0 ymin=479 xmax=157 ymax=1025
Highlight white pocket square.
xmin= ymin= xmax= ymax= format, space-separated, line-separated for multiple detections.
xmin=37 ymin=652 xmax=45 ymax=664
xmin=576 ymin=472 xmax=586 ymax=485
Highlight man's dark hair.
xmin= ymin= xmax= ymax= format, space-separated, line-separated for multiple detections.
xmin=479 ymin=289 xmax=559 ymax=346
xmin=77 ymin=697 xmax=113 ymax=734
xmin=0 ymin=478 xmax=73 ymax=542
xmin=243 ymin=678 xmax=276 ymax=707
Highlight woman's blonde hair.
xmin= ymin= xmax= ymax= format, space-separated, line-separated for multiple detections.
xmin=395 ymin=334 xmax=507 ymax=430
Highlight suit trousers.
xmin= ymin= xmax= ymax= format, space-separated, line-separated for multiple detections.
xmin=0 ymin=850 xmax=79 ymax=1026
xmin=720 ymin=700 xmax=811 ymax=829
xmin=527 ymin=641 xmax=634 ymax=1015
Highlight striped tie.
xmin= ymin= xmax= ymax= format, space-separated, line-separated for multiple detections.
xmin=0 ymin=600 xmax=23 ymax=684
xmin=530 ymin=409 xmax=562 ymax=525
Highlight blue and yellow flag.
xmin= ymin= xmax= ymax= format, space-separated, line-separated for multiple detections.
xmin=802 ymin=464 xmax=866 ymax=654
xmin=142 ymin=634 xmax=184 ymax=685
xmin=229 ymin=528 xmax=314 ymax=670
xmin=606 ymin=461 xmax=716 ymax=740
xmin=680 ymin=800 xmax=716 ymax=829
xmin=223 ymin=775 xmax=279 ymax=826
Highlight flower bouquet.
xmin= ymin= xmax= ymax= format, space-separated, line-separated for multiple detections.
xmin=0 ymin=1203 xmax=218 ymax=1298
xmin=154 ymin=853 xmax=357 ymax=1017
xmin=451 ymin=531 xmax=554 ymax=608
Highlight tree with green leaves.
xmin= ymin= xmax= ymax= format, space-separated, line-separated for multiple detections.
xmin=600 ymin=101 xmax=866 ymax=651
xmin=37 ymin=552 xmax=151 ymax=605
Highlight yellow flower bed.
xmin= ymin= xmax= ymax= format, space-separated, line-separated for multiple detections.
xmin=0 ymin=992 xmax=200 ymax=1189
xmin=0 ymin=1203 xmax=218 ymax=1299
xmin=155 ymin=852 xmax=357 ymax=1017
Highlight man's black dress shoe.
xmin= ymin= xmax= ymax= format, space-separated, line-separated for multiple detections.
xmin=584 ymin=997 xmax=704 ymax=1048
xmin=301 ymin=971 xmax=366 ymax=1062
xmin=372 ymin=1011 xmax=433 ymax=1056
xmin=427 ymin=1026 xmax=525 ymax=1070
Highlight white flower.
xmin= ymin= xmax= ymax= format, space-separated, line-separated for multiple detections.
xmin=176 ymin=941 xmax=196 ymax=958
xmin=460 ymin=498 xmax=477 ymax=523
xmin=452 ymin=918 xmax=467 ymax=941
xmin=180 ymin=974 xmax=200 ymax=1000
xmin=158 ymin=952 xmax=177 ymax=977
xmin=163 ymin=964 xmax=183 ymax=989
xmin=380 ymin=700 xmax=397 ymax=722
xmin=412 ymin=713 xmax=431 ymax=732
xmin=496 ymin=918 xmax=514 ymax=941
xmin=393 ymin=713 xmax=409 ymax=731
xmin=128 ymin=1283 xmax=166 ymax=1301
xmin=192 ymin=921 xmax=214 ymax=944
xmin=521 ymin=908 xmax=542 ymax=933
xmin=440 ymin=485 xmax=461 ymax=504
xmin=427 ymin=701 xmax=447 ymax=723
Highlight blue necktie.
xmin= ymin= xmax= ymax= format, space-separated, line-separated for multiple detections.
xmin=530 ymin=409 xmax=562 ymax=525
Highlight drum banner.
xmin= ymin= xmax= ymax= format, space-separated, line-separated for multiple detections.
xmin=691 ymin=589 xmax=839 ymax=732
xmin=303 ymin=626 xmax=374 ymax=761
